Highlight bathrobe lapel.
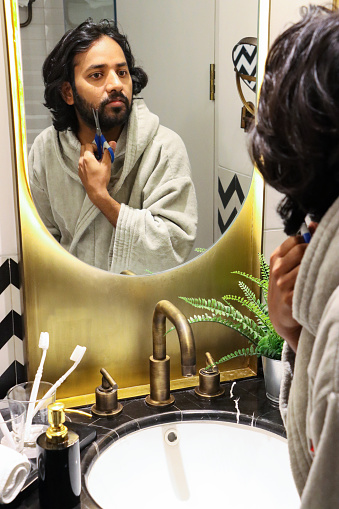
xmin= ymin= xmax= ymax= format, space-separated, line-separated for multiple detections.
xmin=68 ymin=195 xmax=101 ymax=255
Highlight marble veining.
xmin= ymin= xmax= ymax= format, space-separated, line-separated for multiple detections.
xmin=7 ymin=374 xmax=284 ymax=509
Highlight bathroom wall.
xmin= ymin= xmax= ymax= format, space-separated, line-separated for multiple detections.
xmin=0 ymin=4 xmax=23 ymax=396
xmin=214 ymin=0 xmax=258 ymax=241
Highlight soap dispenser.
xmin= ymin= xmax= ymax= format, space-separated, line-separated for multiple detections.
xmin=36 ymin=402 xmax=81 ymax=509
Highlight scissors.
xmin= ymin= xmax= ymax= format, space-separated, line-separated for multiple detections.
xmin=92 ymin=108 xmax=115 ymax=162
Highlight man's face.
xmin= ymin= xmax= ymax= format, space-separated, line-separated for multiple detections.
xmin=64 ymin=36 xmax=133 ymax=131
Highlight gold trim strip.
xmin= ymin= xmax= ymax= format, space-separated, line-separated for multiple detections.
xmin=57 ymin=367 xmax=256 ymax=408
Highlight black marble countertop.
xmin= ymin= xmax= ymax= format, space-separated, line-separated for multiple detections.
xmin=7 ymin=373 xmax=284 ymax=509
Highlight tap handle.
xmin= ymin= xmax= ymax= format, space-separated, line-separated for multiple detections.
xmin=205 ymin=352 xmax=218 ymax=373
xmin=100 ymin=368 xmax=118 ymax=391
xmin=91 ymin=368 xmax=123 ymax=417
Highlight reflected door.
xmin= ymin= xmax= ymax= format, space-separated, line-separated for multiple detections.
xmin=116 ymin=0 xmax=216 ymax=256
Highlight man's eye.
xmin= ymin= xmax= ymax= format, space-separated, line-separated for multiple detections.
xmin=118 ymin=70 xmax=128 ymax=77
xmin=90 ymin=72 xmax=103 ymax=79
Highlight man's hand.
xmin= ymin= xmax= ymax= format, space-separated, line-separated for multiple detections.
xmin=78 ymin=141 xmax=121 ymax=227
xmin=78 ymin=141 xmax=116 ymax=203
xmin=268 ymin=233 xmax=309 ymax=352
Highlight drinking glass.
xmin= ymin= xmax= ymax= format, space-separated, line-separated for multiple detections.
xmin=7 ymin=381 xmax=56 ymax=457
xmin=0 ymin=399 xmax=26 ymax=452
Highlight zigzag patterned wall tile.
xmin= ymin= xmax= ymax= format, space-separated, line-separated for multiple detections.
xmin=0 ymin=259 xmax=10 ymax=294
xmin=232 ymin=43 xmax=257 ymax=91
xmin=0 ymin=258 xmax=25 ymax=397
xmin=0 ymin=363 xmax=16 ymax=399
xmin=215 ymin=168 xmax=251 ymax=242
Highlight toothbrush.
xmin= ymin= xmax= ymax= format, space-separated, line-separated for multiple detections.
xmin=32 ymin=345 xmax=86 ymax=417
xmin=300 ymin=222 xmax=311 ymax=243
xmin=24 ymin=332 xmax=49 ymax=441
xmin=0 ymin=413 xmax=17 ymax=450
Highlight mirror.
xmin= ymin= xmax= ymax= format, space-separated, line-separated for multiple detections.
xmin=19 ymin=0 xmax=258 ymax=274
xmin=4 ymin=0 xmax=267 ymax=404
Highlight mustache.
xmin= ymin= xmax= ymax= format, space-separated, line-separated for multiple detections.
xmin=101 ymin=93 xmax=128 ymax=108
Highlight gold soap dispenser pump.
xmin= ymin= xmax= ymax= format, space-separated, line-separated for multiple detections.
xmin=36 ymin=402 xmax=81 ymax=509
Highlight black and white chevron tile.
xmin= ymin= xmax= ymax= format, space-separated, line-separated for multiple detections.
xmin=232 ymin=42 xmax=257 ymax=91
xmin=0 ymin=258 xmax=25 ymax=398
xmin=215 ymin=171 xmax=251 ymax=241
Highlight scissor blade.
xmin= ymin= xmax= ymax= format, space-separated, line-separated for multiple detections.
xmin=92 ymin=108 xmax=101 ymax=134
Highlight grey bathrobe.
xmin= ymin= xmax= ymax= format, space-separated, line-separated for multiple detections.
xmin=279 ymin=196 xmax=339 ymax=508
xmin=28 ymin=99 xmax=197 ymax=274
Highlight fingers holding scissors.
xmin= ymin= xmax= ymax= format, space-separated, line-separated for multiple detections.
xmin=78 ymin=142 xmax=116 ymax=203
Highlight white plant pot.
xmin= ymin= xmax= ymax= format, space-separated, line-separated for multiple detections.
xmin=262 ymin=356 xmax=282 ymax=404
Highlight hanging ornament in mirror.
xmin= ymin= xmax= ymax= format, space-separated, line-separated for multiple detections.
xmin=232 ymin=37 xmax=257 ymax=131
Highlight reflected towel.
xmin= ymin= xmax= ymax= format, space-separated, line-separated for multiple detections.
xmin=18 ymin=0 xmax=30 ymax=7
xmin=0 ymin=445 xmax=30 ymax=504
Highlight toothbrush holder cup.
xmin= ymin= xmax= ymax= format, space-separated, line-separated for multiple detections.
xmin=0 ymin=399 xmax=26 ymax=452
xmin=7 ymin=381 xmax=56 ymax=457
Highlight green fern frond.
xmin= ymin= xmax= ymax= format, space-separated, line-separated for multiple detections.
xmin=207 ymin=300 xmax=267 ymax=338
xmin=183 ymin=313 xmax=264 ymax=346
xmin=222 ymin=295 xmax=274 ymax=333
xmin=257 ymin=333 xmax=284 ymax=360
xmin=237 ymin=281 xmax=269 ymax=318
xmin=231 ymin=270 xmax=268 ymax=292
xmin=259 ymin=253 xmax=270 ymax=282
xmin=178 ymin=297 xmax=230 ymax=317
xmin=214 ymin=345 xmax=259 ymax=365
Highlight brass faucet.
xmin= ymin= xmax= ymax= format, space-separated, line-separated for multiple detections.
xmin=145 ymin=300 xmax=196 ymax=407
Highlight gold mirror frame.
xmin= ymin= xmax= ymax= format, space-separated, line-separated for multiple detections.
xmin=4 ymin=0 xmax=268 ymax=407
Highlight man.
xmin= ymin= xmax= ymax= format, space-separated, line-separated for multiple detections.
xmin=29 ymin=19 xmax=197 ymax=274
xmin=249 ymin=6 xmax=339 ymax=508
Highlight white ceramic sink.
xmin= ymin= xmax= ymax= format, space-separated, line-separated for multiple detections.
xmin=86 ymin=420 xmax=299 ymax=509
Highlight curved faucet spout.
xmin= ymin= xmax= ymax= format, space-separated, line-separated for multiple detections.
xmin=152 ymin=300 xmax=196 ymax=376
xmin=146 ymin=300 xmax=196 ymax=407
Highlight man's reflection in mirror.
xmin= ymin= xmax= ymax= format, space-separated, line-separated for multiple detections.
xmin=28 ymin=19 xmax=197 ymax=274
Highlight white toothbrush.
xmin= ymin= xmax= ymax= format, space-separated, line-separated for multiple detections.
xmin=32 ymin=345 xmax=86 ymax=417
xmin=24 ymin=332 xmax=49 ymax=441
xmin=0 ymin=413 xmax=17 ymax=450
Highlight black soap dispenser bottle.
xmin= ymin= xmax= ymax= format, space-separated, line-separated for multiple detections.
xmin=36 ymin=402 xmax=81 ymax=509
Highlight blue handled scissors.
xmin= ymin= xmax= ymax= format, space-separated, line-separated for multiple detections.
xmin=92 ymin=108 xmax=115 ymax=162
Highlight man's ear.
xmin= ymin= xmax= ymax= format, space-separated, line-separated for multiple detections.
xmin=61 ymin=82 xmax=74 ymax=105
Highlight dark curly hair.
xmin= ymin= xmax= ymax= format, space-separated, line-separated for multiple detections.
xmin=249 ymin=5 xmax=339 ymax=234
xmin=42 ymin=19 xmax=148 ymax=133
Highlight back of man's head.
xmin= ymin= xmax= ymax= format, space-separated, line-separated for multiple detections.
xmin=43 ymin=19 xmax=148 ymax=132
xmin=250 ymin=5 xmax=339 ymax=234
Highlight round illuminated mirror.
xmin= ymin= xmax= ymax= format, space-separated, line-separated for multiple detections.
xmin=20 ymin=0 xmax=258 ymax=275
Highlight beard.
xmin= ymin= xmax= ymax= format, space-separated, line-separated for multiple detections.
xmin=72 ymin=86 xmax=132 ymax=131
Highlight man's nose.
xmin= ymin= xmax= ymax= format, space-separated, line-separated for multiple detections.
xmin=106 ymin=71 xmax=123 ymax=93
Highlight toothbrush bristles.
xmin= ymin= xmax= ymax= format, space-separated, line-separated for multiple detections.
xmin=70 ymin=345 xmax=86 ymax=363
xmin=38 ymin=331 xmax=49 ymax=349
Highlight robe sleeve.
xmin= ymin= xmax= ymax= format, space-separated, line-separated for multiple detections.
xmin=28 ymin=142 xmax=61 ymax=242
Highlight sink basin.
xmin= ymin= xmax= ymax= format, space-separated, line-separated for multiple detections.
xmin=86 ymin=420 xmax=299 ymax=508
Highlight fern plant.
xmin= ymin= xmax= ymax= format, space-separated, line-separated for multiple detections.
xmin=179 ymin=254 xmax=284 ymax=366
